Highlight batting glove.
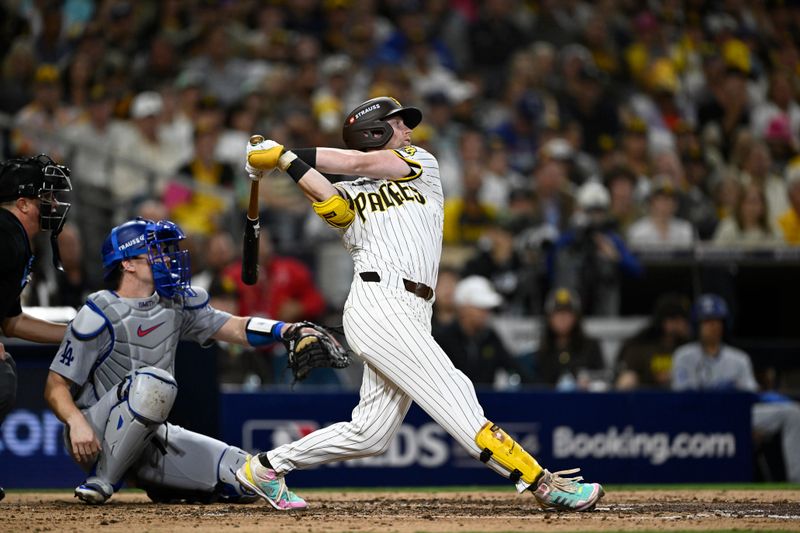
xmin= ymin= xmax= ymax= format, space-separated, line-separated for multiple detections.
xmin=246 ymin=138 xmax=285 ymax=172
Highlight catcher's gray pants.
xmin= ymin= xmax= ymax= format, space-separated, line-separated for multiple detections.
xmin=753 ymin=402 xmax=800 ymax=482
xmin=268 ymin=279 xmax=507 ymax=479
xmin=0 ymin=354 xmax=16 ymax=424
xmin=69 ymin=379 xmax=252 ymax=500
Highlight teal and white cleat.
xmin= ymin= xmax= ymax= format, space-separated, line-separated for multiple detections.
xmin=235 ymin=454 xmax=307 ymax=511
xmin=531 ymin=469 xmax=604 ymax=511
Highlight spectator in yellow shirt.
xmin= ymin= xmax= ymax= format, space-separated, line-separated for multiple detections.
xmin=777 ymin=167 xmax=800 ymax=245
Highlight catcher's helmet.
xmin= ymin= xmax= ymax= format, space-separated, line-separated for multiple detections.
xmin=0 ymin=154 xmax=72 ymax=233
xmin=102 ymin=218 xmax=193 ymax=298
xmin=342 ymin=96 xmax=422 ymax=150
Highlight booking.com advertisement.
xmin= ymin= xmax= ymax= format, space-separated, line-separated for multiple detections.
xmin=219 ymin=390 xmax=755 ymax=486
xmin=0 ymin=388 xmax=753 ymax=487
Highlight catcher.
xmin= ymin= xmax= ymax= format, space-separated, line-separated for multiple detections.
xmin=44 ymin=217 xmax=348 ymax=506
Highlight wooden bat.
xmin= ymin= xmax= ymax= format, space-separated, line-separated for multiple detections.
xmin=241 ymin=134 xmax=264 ymax=285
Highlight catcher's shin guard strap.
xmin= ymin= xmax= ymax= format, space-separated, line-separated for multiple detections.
xmin=246 ymin=318 xmax=285 ymax=347
xmin=313 ymin=194 xmax=355 ymax=229
xmin=475 ymin=421 xmax=543 ymax=485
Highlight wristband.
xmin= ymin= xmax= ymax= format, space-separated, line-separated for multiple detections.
xmin=285 ymin=157 xmax=312 ymax=183
xmin=246 ymin=317 xmax=285 ymax=347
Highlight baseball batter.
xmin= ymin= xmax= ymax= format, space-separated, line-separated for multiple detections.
xmin=45 ymin=217 xmax=306 ymax=507
xmin=239 ymin=97 xmax=604 ymax=511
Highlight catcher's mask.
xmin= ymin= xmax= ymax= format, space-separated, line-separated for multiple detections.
xmin=342 ymin=96 xmax=422 ymax=151
xmin=102 ymin=217 xmax=194 ymax=298
xmin=0 ymin=154 xmax=73 ymax=232
xmin=0 ymin=154 xmax=73 ymax=269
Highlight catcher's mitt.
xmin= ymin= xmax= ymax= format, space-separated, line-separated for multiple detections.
xmin=282 ymin=321 xmax=352 ymax=382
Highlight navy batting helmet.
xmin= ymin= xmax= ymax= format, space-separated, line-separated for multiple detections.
xmin=342 ymin=96 xmax=422 ymax=151
xmin=693 ymin=293 xmax=729 ymax=322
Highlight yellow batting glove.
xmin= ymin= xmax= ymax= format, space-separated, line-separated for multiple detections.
xmin=246 ymin=138 xmax=285 ymax=171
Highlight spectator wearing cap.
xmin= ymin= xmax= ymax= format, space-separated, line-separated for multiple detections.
xmin=627 ymin=175 xmax=695 ymax=249
xmin=109 ymin=91 xmax=183 ymax=218
xmin=433 ymin=276 xmax=531 ymax=389
xmin=696 ymin=47 xmax=752 ymax=159
xmin=548 ymin=181 xmax=642 ymax=316
xmin=533 ymin=288 xmax=605 ymax=390
xmin=777 ymin=164 xmax=800 ymax=245
xmin=619 ymin=116 xmax=650 ymax=179
xmin=615 ymin=293 xmax=691 ymax=390
xmin=713 ymin=183 xmax=781 ymax=248
xmin=12 ymin=64 xmax=79 ymax=161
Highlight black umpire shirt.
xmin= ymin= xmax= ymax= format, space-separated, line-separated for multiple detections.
xmin=0 ymin=208 xmax=33 ymax=321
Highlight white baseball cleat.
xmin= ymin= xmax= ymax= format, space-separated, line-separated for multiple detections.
xmin=74 ymin=481 xmax=112 ymax=505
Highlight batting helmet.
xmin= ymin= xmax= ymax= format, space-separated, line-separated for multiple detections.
xmin=0 ymin=154 xmax=72 ymax=233
xmin=102 ymin=218 xmax=193 ymax=298
xmin=342 ymin=96 xmax=422 ymax=151
xmin=693 ymin=293 xmax=729 ymax=322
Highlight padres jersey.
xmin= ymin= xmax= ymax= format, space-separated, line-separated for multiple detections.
xmin=335 ymin=145 xmax=443 ymax=288
xmin=49 ymin=287 xmax=229 ymax=409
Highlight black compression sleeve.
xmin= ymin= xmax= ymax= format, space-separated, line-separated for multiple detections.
xmin=292 ymin=148 xmax=317 ymax=167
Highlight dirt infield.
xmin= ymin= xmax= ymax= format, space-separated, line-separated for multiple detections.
xmin=4 ymin=488 xmax=800 ymax=532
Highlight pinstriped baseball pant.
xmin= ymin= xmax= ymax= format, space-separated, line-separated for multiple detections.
xmin=268 ymin=279 xmax=507 ymax=479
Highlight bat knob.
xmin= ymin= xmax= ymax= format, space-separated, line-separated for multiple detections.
xmin=249 ymin=134 xmax=265 ymax=146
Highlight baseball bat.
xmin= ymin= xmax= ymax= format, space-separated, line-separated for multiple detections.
xmin=241 ymin=134 xmax=264 ymax=285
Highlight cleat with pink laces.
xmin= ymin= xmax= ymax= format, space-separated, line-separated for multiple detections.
xmin=235 ymin=454 xmax=307 ymax=511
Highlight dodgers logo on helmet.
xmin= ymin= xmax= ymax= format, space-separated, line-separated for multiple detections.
xmin=694 ymin=293 xmax=729 ymax=321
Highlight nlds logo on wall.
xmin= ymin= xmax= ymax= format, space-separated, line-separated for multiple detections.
xmin=242 ymin=419 xmax=452 ymax=469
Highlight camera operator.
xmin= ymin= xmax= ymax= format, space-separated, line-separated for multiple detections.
xmin=547 ymin=181 xmax=642 ymax=316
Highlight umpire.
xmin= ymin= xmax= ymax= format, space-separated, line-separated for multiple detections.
xmin=0 ymin=154 xmax=73 ymax=502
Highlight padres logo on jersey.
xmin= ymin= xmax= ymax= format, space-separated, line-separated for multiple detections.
xmin=348 ymin=180 xmax=427 ymax=223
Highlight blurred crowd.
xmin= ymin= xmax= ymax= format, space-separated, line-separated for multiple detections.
xmin=3 ymin=0 xmax=800 ymax=388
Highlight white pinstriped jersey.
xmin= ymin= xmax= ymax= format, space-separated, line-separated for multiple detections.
xmin=334 ymin=145 xmax=443 ymax=288
xmin=266 ymin=143 xmax=511 ymax=486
